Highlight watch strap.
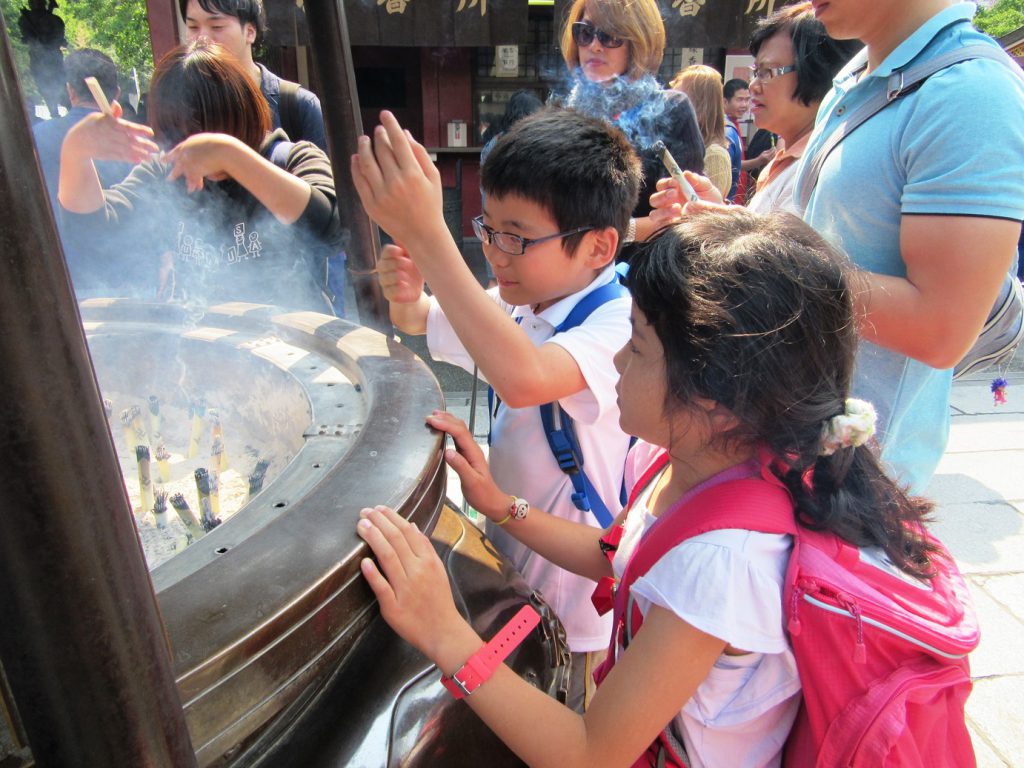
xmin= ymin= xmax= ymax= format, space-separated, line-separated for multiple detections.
xmin=441 ymin=604 xmax=541 ymax=699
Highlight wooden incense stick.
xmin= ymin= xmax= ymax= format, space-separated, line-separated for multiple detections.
xmin=83 ymin=76 xmax=113 ymax=116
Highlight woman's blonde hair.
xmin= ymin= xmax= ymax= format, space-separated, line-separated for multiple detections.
xmin=559 ymin=0 xmax=665 ymax=81
xmin=670 ymin=65 xmax=726 ymax=147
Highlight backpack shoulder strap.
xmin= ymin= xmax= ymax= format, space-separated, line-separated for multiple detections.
xmin=278 ymin=79 xmax=302 ymax=143
xmin=540 ymin=279 xmax=630 ymax=527
xmin=607 ymin=475 xmax=796 ymax=657
xmin=798 ymin=44 xmax=1022 ymax=211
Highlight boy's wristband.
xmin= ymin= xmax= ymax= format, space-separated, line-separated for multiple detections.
xmin=494 ymin=495 xmax=529 ymax=525
xmin=441 ymin=605 xmax=541 ymax=699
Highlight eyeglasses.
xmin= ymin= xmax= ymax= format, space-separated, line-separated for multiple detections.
xmin=748 ymin=64 xmax=797 ymax=83
xmin=472 ymin=215 xmax=593 ymax=256
xmin=571 ymin=21 xmax=625 ymax=49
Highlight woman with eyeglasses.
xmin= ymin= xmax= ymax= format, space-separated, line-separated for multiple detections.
xmin=558 ymin=0 xmax=703 ymax=252
xmin=741 ymin=3 xmax=861 ymax=214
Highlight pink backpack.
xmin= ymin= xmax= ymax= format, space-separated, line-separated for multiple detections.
xmin=591 ymin=450 xmax=980 ymax=768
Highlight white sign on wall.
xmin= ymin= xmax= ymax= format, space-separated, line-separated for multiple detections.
xmin=495 ymin=45 xmax=519 ymax=77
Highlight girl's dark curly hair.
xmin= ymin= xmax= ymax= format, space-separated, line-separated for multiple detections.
xmin=628 ymin=209 xmax=938 ymax=578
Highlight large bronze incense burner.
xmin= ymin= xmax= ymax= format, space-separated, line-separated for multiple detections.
xmin=71 ymin=300 xmax=572 ymax=766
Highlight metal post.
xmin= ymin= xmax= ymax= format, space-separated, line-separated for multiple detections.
xmin=304 ymin=0 xmax=392 ymax=335
xmin=0 ymin=15 xmax=197 ymax=768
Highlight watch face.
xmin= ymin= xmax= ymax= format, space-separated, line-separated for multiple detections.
xmin=511 ymin=498 xmax=529 ymax=520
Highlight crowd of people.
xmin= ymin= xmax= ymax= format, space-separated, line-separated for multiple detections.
xmin=21 ymin=0 xmax=1024 ymax=764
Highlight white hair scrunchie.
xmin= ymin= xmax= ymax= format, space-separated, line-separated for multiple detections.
xmin=819 ymin=398 xmax=877 ymax=456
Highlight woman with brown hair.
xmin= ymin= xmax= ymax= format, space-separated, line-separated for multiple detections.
xmin=670 ymin=65 xmax=732 ymax=199
xmin=58 ymin=39 xmax=343 ymax=311
xmin=558 ymin=0 xmax=703 ymax=251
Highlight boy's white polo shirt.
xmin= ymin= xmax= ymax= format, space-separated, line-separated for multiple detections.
xmin=426 ymin=263 xmax=632 ymax=651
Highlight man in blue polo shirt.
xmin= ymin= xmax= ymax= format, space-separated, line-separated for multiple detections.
xmin=798 ymin=0 xmax=1024 ymax=491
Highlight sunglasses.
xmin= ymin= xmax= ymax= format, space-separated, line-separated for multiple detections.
xmin=571 ymin=21 xmax=625 ymax=49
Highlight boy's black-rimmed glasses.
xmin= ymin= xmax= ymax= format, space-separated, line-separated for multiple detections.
xmin=571 ymin=21 xmax=625 ymax=49
xmin=472 ymin=215 xmax=593 ymax=256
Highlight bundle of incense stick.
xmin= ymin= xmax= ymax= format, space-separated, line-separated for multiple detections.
xmin=154 ymin=443 xmax=171 ymax=484
xmin=248 ymin=458 xmax=270 ymax=498
xmin=209 ymin=408 xmax=228 ymax=472
xmin=152 ymin=490 xmax=168 ymax=529
xmin=147 ymin=395 xmax=162 ymax=442
xmin=131 ymin=406 xmax=148 ymax=447
xmin=169 ymin=493 xmax=204 ymax=542
xmin=187 ymin=399 xmax=206 ymax=459
xmin=83 ymin=76 xmax=113 ymax=117
xmin=103 ymin=398 xmax=113 ymax=420
xmin=120 ymin=406 xmax=140 ymax=450
xmin=208 ymin=471 xmax=221 ymax=518
xmin=193 ymin=468 xmax=221 ymax=532
xmin=136 ymin=445 xmax=153 ymax=513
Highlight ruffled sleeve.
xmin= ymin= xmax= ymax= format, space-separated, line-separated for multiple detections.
xmin=631 ymin=528 xmax=792 ymax=654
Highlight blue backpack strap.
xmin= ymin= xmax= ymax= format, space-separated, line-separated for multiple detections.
xmin=538 ymin=279 xmax=629 ymax=527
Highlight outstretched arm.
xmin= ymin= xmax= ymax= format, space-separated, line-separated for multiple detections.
xmin=58 ymin=103 xmax=158 ymax=213
xmin=351 ymin=111 xmax=605 ymax=409
xmin=428 ymin=411 xmax=613 ymax=581
xmin=357 ymin=503 xmax=726 ymax=768
xmin=163 ymin=133 xmax=312 ymax=224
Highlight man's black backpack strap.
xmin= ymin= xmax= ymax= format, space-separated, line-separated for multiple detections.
xmin=278 ymin=79 xmax=302 ymax=143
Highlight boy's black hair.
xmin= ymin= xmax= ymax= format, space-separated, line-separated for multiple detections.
xmin=481 ymin=106 xmax=641 ymax=257
xmin=628 ymin=209 xmax=938 ymax=579
xmin=65 ymin=48 xmax=118 ymax=103
xmin=723 ymin=78 xmax=749 ymax=99
xmin=750 ymin=1 xmax=862 ymax=107
xmin=178 ymin=0 xmax=266 ymax=43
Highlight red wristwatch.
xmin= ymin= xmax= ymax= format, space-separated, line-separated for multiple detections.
xmin=441 ymin=604 xmax=541 ymax=699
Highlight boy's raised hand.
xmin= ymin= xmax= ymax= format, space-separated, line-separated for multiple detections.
xmin=427 ymin=410 xmax=510 ymax=522
xmin=350 ymin=111 xmax=449 ymax=251
xmin=377 ymin=244 xmax=425 ymax=304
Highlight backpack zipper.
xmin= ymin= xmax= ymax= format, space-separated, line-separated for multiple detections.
xmin=790 ymin=578 xmax=970 ymax=662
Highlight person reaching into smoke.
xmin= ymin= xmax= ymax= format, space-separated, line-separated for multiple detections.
xmin=57 ymin=39 xmax=343 ymax=312
xmin=557 ymin=0 xmax=703 ymax=257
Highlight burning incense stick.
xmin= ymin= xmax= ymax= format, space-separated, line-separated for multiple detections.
xmin=84 ymin=76 xmax=113 ymax=117
xmin=136 ymin=445 xmax=153 ymax=513
xmin=154 ymin=442 xmax=171 ymax=484
xmin=103 ymin=398 xmax=113 ymax=420
xmin=248 ymin=457 xmax=270 ymax=498
xmin=120 ymin=406 xmax=139 ymax=450
xmin=208 ymin=471 xmax=221 ymax=518
xmin=194 ymin=468 xmax=221 ymax=532
xmin=209 ymin=408 xmax=228 ymax=472
xmin=153 ymin=490 xmax=168 ymax=529
xmin=187 ymin=399 xmax=206 ymax=459
xmin=169 ymin=493 xmax=204 ymax=542
xmin=147 ymin=395 xmax=162 ymax=442
xmin=654 ymin=140 xmax=700 ymax=203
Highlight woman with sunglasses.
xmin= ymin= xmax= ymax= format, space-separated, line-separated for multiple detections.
xmin=559 ymin=0 xmax=703 ymax=253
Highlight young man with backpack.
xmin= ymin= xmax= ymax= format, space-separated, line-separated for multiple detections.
xmin=795 ymin=0 xmax=1024 ymax=492
xmin=179 ymin=0 xmax=327 ymax=152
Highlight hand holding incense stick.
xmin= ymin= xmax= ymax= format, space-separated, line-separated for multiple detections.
xmin=654 ymin=140 xmax=700 ymax=204
xmin=84 ymin=76 xmax=113 ymax=117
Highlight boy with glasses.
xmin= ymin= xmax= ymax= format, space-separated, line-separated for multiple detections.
xmin=352 ymin=107 xmax=640 ymax=710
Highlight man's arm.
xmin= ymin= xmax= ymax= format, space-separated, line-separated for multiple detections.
xmin=850 ymin=214 xmax=1018 ymax=369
